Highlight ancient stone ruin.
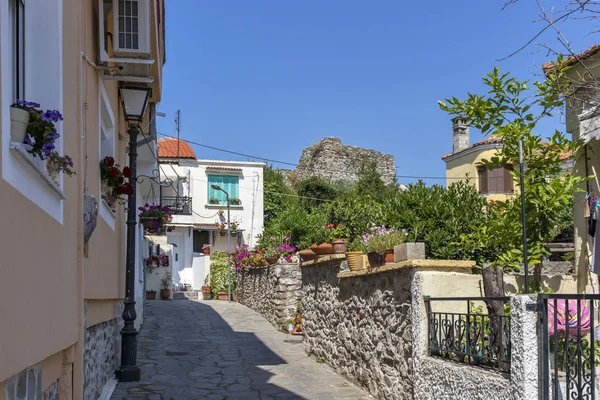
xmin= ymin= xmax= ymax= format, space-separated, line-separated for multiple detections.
xmin=288 ymin=137 xmax=396 ymax=185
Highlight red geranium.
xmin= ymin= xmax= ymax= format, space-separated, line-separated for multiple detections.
xmin=103 ymin=156 xmax=115 ymax=167
xmin=122 ymin=166 xmax=132 ymax=178
xmin=326 ymin=223 xmax=334 ymax=229
xmin=109 ymin=167 xmax=118 ymax=177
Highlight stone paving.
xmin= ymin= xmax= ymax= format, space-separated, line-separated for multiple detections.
xmin=111 ymin=299 xmax=371 ymax=400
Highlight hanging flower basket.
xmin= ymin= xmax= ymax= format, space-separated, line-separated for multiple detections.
xmin=140 ymin=216 xmax=160 ymax=232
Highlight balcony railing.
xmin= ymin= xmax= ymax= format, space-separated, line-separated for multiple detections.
xmin=161 ymin=196 xmax=192 ymax=216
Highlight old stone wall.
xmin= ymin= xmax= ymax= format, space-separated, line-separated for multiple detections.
xmin=238 ymin=263 xmax=302 ymax=331
xmin=84 ymin=318 xmax=119 ymax=400
xmin=301 ymin=257 xmax=414 ymax=400
xmin=293 ymin=137 xmax=396 ymax=185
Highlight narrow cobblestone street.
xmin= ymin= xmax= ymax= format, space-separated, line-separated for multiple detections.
xmin=111 ymin=300 xmax=371 ymax=400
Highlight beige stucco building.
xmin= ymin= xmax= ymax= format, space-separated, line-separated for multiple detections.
xmin=442 ymin=117 xmax=514 ymax=202
xmin=559 ymin=44 xmax=600 ymax=291
xmin=0 ymin=0 xmax=165 ymax=399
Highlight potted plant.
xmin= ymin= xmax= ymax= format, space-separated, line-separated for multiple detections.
xmin=201 ymin=276 xmax=212 ymax=300
xmin=9 ymin=100 xmax=34 ymax=143
xmin=345 ymin=238 xmax=366 ymax=272
xmin=330 ymin=223 xmax=351 ymax=254
xmin=230 ymin=198 xmax=242 ymax=205
xmin=361 ymin=225 xmax=408 ymax=267
xmin=203 ymin=244 xmax=211 ymax=255
xmin=138 ymin=203 xmax=173 ymax=234
xmin=160 ymin=271 xmax=172 ymax=300
xmin=230 ymin=219 xmax=240 ymax=237
xmin=216 ymin=221 xmax=227 ymax=236
xmin=209 ymin=197 xmax=220 ymax=204
xmin=100 ymin=156 xmax=133 ymax=210
xmin=297 ymin=239 xmax=318 ymax=262
xmin=262 ymin=246 xmax=279 ymax=265
xmin=310 ymin=224 xmax=335 ymax=255
xmin=11 ymin=101 xmax=63 ymax=161
xmin=276 ymin=244 xmax=297 ymax=263
xmin=46 ymin=151 xmax=76 ymax=184
xmin=145 ymin=290 xmax=157 ymax=300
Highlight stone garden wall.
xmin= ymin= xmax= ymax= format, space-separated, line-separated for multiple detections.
xmin=301 ymin=256 xmax=415 ymax=399
xmin=238 ymin=263 xmax=302 ymax=331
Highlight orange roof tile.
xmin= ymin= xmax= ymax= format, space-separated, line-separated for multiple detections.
xmin=441 ymin=136 xmax=503 ymax=160
xmin=158 ymin=138 xmax=196 ymax=159
xmin=542 ymin=43 xmax=600 ymax=71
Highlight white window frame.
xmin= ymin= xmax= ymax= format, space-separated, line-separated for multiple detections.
xmin=98 ymin=78 xmax=116 ymax=229
xmin=1 ymin=0 xmax=64 ymax=223
xmin=113 ymin=0 xmax=151 ymax=55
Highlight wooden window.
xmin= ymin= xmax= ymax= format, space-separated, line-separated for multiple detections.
xmin=193 ymin=230 xmax=210 ymax=253
xmin=477 ymin=165 xmax=513 ymax=194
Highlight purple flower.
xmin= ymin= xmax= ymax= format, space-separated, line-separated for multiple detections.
xmin=42 ymin=142 xmax=55 ymax=156
xmin=41 ymin=111 xmax=55 ymax=123
xmin=46 ymin=132 xmax=59 ymax=142
xmin=51 ymin=110 xmax=63 ymax=121
xmin=23 ymin=135 xmax=33 ymax=146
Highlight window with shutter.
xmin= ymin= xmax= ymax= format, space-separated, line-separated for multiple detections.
xmin=207 ymin=175 xmax=239 ymax=205
xmin=478 ymin=166 xmax=488 ymax=194
xmin=503 ymin=165 xmax=514 ymax=193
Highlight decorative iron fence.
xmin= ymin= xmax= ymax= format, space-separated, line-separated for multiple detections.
xmin=161 ymin=196 xmax=192 ymax=215
xmin=424 ymin=296 xmax=511 ymax=372
xmin=539 ymin=294 xmax=599 ymax=400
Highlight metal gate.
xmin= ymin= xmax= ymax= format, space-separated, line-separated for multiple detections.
xmin=539 ymin=294 xmax=599 ymax=400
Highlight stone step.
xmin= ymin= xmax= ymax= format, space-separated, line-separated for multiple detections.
xmin=172 ymin=290 xmax=199 ymax=300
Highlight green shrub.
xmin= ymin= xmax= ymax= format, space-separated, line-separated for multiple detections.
xmin=208 ymin=251 xmax=236 ymax=298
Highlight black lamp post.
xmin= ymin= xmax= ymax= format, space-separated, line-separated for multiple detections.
xmin=211 ymin=184 xmax=232 ymax=302
xmin=116 ymin=85 xmax=152 ymax=382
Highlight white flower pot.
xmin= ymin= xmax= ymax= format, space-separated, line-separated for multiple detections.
xmin=10 ymin=107 xmax=29 ymax=143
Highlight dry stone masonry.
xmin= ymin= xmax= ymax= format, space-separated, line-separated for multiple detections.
xmin=238 ymin=263 xmax=303 ymax=332
xmin=301 ymin=257 xmax=414 ymax=400
xmin=292 ymin=137 xmax=396 ymax=185
xmin=84 ymin=318 xmax=119 ymax=400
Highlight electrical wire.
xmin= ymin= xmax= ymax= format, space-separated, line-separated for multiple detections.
xmin=156 ymin=131 xmax=511 ymax=181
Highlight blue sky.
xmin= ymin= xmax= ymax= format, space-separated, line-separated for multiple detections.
xmin=156 ymin=0 xmax=596 ymax=185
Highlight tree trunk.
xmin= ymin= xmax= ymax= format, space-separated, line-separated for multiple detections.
xmin=481 ymin=263 xmax=507 ymax=366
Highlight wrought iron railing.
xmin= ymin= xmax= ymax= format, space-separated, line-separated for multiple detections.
xmin=161 ymin=196 xmax=192 ymax=215
xmin=540 ymin=294 xmax=599 ymax=400
xmin=425 ymin=296 xmax=511 ymax=372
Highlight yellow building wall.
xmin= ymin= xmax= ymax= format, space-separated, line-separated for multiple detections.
xmin=444 ymin=146 xmax=516 ymax=202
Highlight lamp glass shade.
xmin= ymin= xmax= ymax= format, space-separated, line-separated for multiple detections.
xmin=120 ymin=86 xmax=151 ymax=122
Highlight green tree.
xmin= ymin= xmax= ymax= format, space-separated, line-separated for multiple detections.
xmin=297 ymin=176 xmax=338 ymax=209
xmin=263 ymin=165 xmax=293 ymax=223
xmin=439 ymin=67 xmax=586 ymax=283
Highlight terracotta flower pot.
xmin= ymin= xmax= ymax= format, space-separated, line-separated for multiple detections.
xmin=10 ymin=107 xmax=30 ymax=143
xmin=218 ymin=292 xmax=229 ymax=301
xmin=385 ymin=249 xmax=394 ymax=263
xmin=203 ymin=248 xmax=210 ymax=255
xmin=265 ymin=257 xmax=278 ymax=265
xmin=311 ymin=243 xmax=334 ymax=255
xmin=146 ymin=290 xmax=157 ymax=300
xmin=332 ymin=239 xmax=349 ymax=254
xmin=345 ymin=251 xmax=365 ymax=271
xmin=367 ymin=252 xmax=385 ymax=268
xmin=299 ymin=249 xmax=318 ymax=262
xmin=160 ymin=288 xmax=170 ymax=300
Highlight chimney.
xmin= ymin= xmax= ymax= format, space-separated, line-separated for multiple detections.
xmin=452 ymin=116 xmax=470 ymax=153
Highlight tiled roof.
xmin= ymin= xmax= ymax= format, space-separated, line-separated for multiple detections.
xmin=441 ymin=136 xmax=503 ymax=160
xmin=542 ymin=44 xmax=600 ymax=71
xmin=206 ymin=166 xmax=243 ymax=172
xmin=158 ymin=138 xmax=197 ymax=159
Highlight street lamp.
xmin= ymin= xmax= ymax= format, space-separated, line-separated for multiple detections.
xmin=116 ymin=84 xmax=152 ymax=382
xmin=211 ymin=183 xmax=232 ymax=302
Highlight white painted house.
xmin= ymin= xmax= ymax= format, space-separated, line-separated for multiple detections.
xmin=157 ymin=137 xmax=265 ymax=290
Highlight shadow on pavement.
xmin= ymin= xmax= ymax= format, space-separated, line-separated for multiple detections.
xmin=111 ymin=299 xmax=306 ymax=400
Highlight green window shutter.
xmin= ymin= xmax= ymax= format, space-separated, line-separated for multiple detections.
xmin=207 ymin=175 xmax=239 ymax=204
